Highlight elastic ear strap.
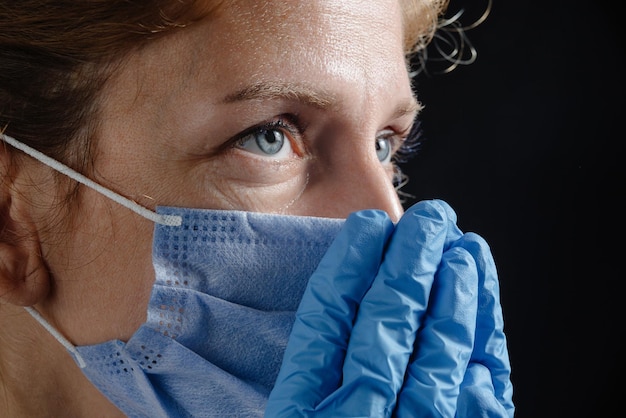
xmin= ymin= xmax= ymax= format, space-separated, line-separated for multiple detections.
xmin=24 ymin=306 xmax=87 ymax=368
xmin=0 ymin=133 xmax=182 ymax=226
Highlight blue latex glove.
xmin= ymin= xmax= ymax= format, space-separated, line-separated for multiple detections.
xmin=455 ymin=232 xmax=514 ymax=418
xmin=265 ymin=200 xmax=514 ymax=417
xmin=395 ymin=217 xmax=514 ymax=417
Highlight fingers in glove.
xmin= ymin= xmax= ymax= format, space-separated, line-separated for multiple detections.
xmin=395 ymin=245 xmax=479 ymax=418
xmin=266 ymin=209 xmax=394 ymax=416
xmin=456 ymin=233 xmax=515 ymax=417
xmin=431 ymin=199 xmax=465 ymax=249
xmin=457 ymin=363 xmax=509 ymax=418
xmin=320 ymin=200 xmax=456 ymax=416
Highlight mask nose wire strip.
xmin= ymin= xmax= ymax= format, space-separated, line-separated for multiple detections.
xmin=0 ymin=133 xmax=182 ymax=227
xmin=24 ymin=306 xmax=87 ymax=368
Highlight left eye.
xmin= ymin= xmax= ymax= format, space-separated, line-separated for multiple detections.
xmin=236 ymin=128 xmax=294 ymax=159
xmin=375 ymin=136 xmax=392 ymax=164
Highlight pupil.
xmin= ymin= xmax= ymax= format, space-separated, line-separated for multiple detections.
xmin=264 ymin=130 xmax=278 ymax=143
xmin=376 ymin=138 xmax=390 ymax=162
xmin=257 ymin=129 xmax=284 ymax=154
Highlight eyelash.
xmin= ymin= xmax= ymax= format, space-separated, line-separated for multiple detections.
xmin=392 ymin=119 xmax=424 ymax=164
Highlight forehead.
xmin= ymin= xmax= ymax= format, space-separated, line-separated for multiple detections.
xmin=187 ymin=0 xmax=406 ymax=83
xmin=217 ymin=0 xmax=404 ymax=40
xmin=213 ymin=0 xmax=404 ymax=35
xmin=105 ymin=0 xmax=411 ymax=121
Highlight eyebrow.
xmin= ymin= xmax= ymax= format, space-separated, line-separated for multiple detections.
xmin=221 ymin=81 xmax=421 ymax=118
xmin=394 ymin=99 xmax=422 ymax=119
xmin=222 ymin=81 xmax=334 ymax=109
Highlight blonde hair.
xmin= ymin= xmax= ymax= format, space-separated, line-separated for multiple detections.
xmin=402 ymin=0 xmax=450 ymax=55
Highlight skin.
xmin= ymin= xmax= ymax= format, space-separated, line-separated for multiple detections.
xmin=0 ymin=0 xmax=418 ymax=415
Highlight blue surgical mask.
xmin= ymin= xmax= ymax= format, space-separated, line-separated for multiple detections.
xmin=2 ymin=133 xmax=344 ymax=417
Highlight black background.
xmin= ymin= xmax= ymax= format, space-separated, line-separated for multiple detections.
xmin=400 ymin=0 xmax=624 ymax=416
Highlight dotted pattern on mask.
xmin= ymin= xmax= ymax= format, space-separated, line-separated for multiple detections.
xmin=158 ymin=240 xmax=190 ymax=288
xmin=136 ymin=345 xmax=163 ymax=370
xmin=154 ymin=303 xmax=185 ymax=340
xmin=153 ymin=214 xmax=240 ymax=340
xmin=181 ymin=213 xmax=239 ymax=244
xmin=157 ymin=214 xmax=240 ymax=284
xmin=85 ymin=346 xmax=165 ymax=375
xmin=86 ymin=351 xmax=136 ymax=375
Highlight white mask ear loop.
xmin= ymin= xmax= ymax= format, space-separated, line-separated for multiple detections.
xmin=24 ymin=307 xmax=87 ymax=368
xmin=2 ymin=132 xmax=182 ymax=369
xmin=0 ymin=133 xmax=182 ymax=226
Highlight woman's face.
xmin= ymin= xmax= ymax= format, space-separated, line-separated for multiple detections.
xmin=28 ymin=0 xmax=418 ymax=343
xmin=95 ymin=0 xmax=416 ymax=218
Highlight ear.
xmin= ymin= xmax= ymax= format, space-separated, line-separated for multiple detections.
xmin=0 ymin=146 xmax=50 ymax=306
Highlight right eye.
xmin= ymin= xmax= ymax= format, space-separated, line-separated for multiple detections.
xmin=234 ymin=119 xmax=304 ymax=160
xmin=236 ymin=128 xmax=292 ymax=158
xmin=375 ymin=135 xmax=392 ymax=164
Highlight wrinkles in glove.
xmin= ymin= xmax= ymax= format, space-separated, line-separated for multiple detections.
xmin=265 ymin=200 xmax=514 ymax=418
xmin=455 ymin=232 xmax=515 ymax=418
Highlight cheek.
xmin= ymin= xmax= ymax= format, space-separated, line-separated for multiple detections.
xmin=195 ymin=163 xmax=312 ymax=213
xmin=40 ymin=187 xmax=150 ymax=272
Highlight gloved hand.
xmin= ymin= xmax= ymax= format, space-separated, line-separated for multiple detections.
xmin=454 ymin=232 xmax=514 ymax=418
xmin=394 ymin=212 xmax=514 ymax=417
xmin=264 ymin=200 xmax=514 ymax=417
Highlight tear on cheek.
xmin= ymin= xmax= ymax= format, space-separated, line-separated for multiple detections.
xmin=274 ymin=172 xmax=309 ymax=214
xmin=210 ymin=171 xmax=310 ymax=214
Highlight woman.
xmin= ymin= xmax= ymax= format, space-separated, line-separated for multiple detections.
xmin=0 ymin=0 xmax=513 ymax=416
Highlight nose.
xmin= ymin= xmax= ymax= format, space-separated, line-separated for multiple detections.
xmin=299 ymin=149 xmax=405 ymax=222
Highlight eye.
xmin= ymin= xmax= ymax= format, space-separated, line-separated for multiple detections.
xmin=234 ymin=118 xmax=304 ymax=160
xmin=238 ymin=128 xmax=289 ymax=156
xmin=375 ymin=132 xmax=394 ymax=164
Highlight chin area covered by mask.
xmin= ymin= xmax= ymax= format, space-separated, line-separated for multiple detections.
xmin=2 ymin=133 xmax=344 ymax=417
